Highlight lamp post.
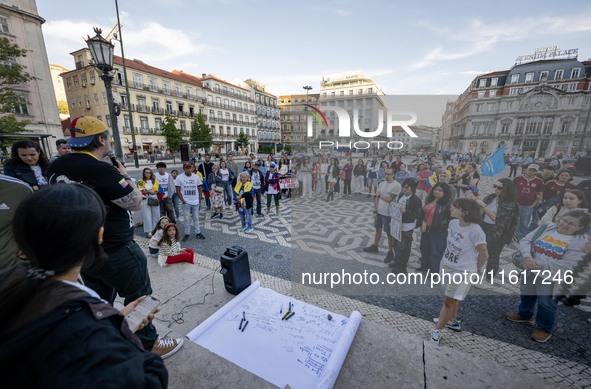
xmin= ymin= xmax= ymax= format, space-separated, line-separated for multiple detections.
xmin=85 ymin=27 xmax=123 ymax=160
xmin=303 ymin=85 xmax=312 ymax=153
xmin=114 ymin=0 xmax=140 ymax=167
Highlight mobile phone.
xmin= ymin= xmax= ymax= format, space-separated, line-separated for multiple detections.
xmin=125 ymin=295 xmax=160 ymax=333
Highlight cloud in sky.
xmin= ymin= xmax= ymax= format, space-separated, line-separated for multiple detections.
xmin=411 ymin=11 xmax=591 ymax=70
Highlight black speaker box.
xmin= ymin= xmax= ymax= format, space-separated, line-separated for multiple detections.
xmin=220 ymin=246 xmax=251 ymax=295
xmin=180 ymin=143 xmax=190 ymax=162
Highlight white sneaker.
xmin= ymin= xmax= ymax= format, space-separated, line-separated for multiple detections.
xmin=430 ymin=329 xmax=442 ymax=344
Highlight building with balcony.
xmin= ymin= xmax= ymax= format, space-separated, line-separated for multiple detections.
xmin=198 ymin=74 xmax=257 ymax=155
xmin=61 ymin=49 xmax=205 ymax=156
xmin=278 ymin=93 xmax=320 ymax=152
xmin=243 ymin=79 xmax=280 ymax=152
xmin=318 ymin=72 xmax=388 ymax=146
xmin=0 ymin=0 xmax=62 ymax=154
xmin=442 ymin=47 xmax=591 ymax=157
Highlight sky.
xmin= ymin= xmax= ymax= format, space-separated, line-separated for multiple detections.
xmin=36 ymin=0 xmax=591 ymax=125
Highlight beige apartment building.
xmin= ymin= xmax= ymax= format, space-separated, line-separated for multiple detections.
xmin=243 ymin=79 xmax=279 ymax=152
xmin=0 ymin=0 xmax=62 ymax=154
xmin=61 ymin=48 xmax=205 ymax=158
xmin=279 ymin=93 xmax=320 ymax=152
xmin=198 ymin=74 xmax=258 ymax=155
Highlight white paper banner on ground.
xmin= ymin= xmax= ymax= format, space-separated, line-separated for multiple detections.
xmin=187 ymin=282 xmax=362 ymax=389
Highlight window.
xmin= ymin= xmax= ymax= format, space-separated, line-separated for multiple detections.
xmin=102 ymin=92 xmax=107 ymax=103
xmin=155 ymin=118 xmax=162 ymax=131
xmin=0 ymin=15 xmax=9 ymax=33
xmin=510 ymin=74 xmax=519 ymax=84
xmin=152 ymin=98 xmax=159 ymax=110
xmin=543 ymin=118 xmax=553 ymax=135
xmin=489 ymin=90 xmax=497 ymax=97
xmin=163 ymin=82 xmax=170 ymax=94
xmin=14 ymin=95 xmax=28 ymax=115
xmin=120 ymin=94 xmax=128 ymax=107
xmin=339 ymin=90 xmax=344 ymax=96
xmin=479 ymin=79 xmax=487 ymax=88
xmin=178 ymin=103 xmax=184 ymax=113
xmin=368 ymin=87 xmax=373 ymax=94
xmin=358 ymin=88 xmax=363 ymax=94
xmin=567 ymin=97 xmax=576 ymax=105
xmin=525 ymin=72 xmax=534 ymax=82
xmin=477 ymin=91 xmax=485 ymax=99
xmin=133 ymin=73 xmax=142 ymax=89
xmin=175 ymin=84 xmax=182 ymax=96
xmin=94 ymin=93 xmax=99 ymax=104
xmin=490 ymin=78 xmax=498 ymax=87
xmin=149 ymin=77 xmax=157 ymax=91
xmin=561 ymin=120 xmax=570 ymax=133
xmin=73 ymin=75 xmax=79 ymax=86
xmin=568 ymin=83 xmax=576 ymax=91
xmin=123 ymin=115 xmax=130 ymax=129
xmin=571 ymin=68 xmax=580 ymax=78
xmin=540 ymin=71 xmax=549 ymax=81
xmin=179 ymin=120 xmax=186 ymax=131
xmin=66 ymin=77 xmax=72 ymax=88
xmin=140 ymin=116 xmax=149 ymax=129
xmin=186 ymin=87 xmax=192 ymax=98
xmin=555 ymin=69 xmax=563 ymax=80
xmin=515 ymin=119 xmax=525 ymax=135
xmin=166 ymin=101 xmax=173 ymax=113
xmin=89 ymin=70 xmax=95 ymax=84
xmin=501 ymin=122 xmax=510 ymax=134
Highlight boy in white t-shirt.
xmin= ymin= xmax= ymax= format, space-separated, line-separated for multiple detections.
xmin=431 ymin=198 xmax=488 ymax=344
xmin=175 ymin=162 xmax=204 ymax=241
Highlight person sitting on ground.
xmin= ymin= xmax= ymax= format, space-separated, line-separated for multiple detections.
xmin=0 ymin=184 xmax=168 ymax=387
xmin=148 ymin=216 xmax=170 ymax=258
xmin=157 ymin=223 xmax=195 ymax=267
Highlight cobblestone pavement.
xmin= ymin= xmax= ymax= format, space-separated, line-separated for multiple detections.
xmin=136 ymin=160 xmax=591 ymax=386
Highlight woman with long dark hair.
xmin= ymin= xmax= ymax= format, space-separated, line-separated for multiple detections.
xmin=3 ymin=140 xmax=49 ymax=190
xmin=475 ymin=177 xmax=520 ymax=275
xmin=326 ymin=158 xmax=340 ymax=202
xmin=0 ymin=184 xmax=168 ymax=387
xmin=137 ymin=168 xmax=160 ymax=238
xmin=418 ymin=182 xmax=452 ymax=273
xmin=540 ymin=189 xmax=587 ymax=225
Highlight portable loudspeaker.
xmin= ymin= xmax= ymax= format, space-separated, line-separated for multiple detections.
xmin=219 ymin=246 xmax=251 ymax=295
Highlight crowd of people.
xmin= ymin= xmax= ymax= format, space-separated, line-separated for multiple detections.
xmin=1 ymin=114 xmax=591 ymax=385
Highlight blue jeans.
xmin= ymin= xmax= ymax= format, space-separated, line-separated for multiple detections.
xmin=240 ymin=207 xmax=253 ymax=229
xmin=182 ymin=203 xmax=201 ymax=235
xmin=516 ymin=205 xmax=534 ymax=240
xmin=81 ymin=241 xmax=157 ymax=350
xmin=253 ymin=188 xmax=263 ymax=215
xmin=518 ymin=278 xmax=557 ymax=333
xmin=222 ymin=181 xmax=232 ymax=206
xmin=419 ymin=230 xmax=447 ymax=272
xmin=172 ymin=193 xmax=180 ymax=219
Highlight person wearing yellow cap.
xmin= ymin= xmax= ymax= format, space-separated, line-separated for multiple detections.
xmin=47 ymin=116 xmax=183 ymax=358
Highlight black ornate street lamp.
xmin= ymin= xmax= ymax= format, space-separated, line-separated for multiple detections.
xmin=85 ymin=27 xmax=123 ymax=160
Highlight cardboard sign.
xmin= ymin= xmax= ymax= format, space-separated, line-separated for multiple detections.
xmin=280 ymin=178 xmax=299 ymax=189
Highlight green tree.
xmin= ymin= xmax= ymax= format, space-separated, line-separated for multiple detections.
xmin=236 ymin=131 xmax=250 ymax=149
xmin=57 ymin=100 xmax=69 ymax=115
xmin=161 ymin=114 xmax=182 ymax=152
xmin=0 ymin=37 xmax=35 ymax=146
xmin=190 ymin=112 xmax=213 ymax=152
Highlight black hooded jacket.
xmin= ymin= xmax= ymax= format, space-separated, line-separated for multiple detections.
xmin=0 ymin=263 xmax=168 ymax=388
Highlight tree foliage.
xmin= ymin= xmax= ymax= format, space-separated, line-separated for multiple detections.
xmin=0 ymin=37 xmax=34 ymax=139
xmin=236 ymin=131 xmax=250 ymax=149
xmin=190 ymin=112 xmax=213 ymax=151
xmin=161 ymin=114 xmax=182 ymax=151
xmin=57 ymin=100 xmax=69 ymax=115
